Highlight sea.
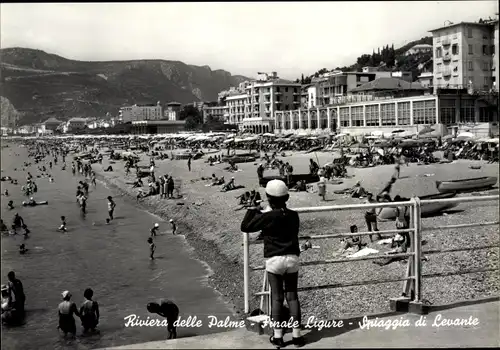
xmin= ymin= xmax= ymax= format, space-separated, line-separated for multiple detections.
xmin=0 ymin=143 xmax=234 ymax=350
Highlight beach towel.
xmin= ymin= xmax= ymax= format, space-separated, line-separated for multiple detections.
xmin=347 ymin=248 xmax=379 ymax=258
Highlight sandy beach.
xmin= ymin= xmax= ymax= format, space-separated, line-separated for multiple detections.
xmin=94 ymin=149 xmax=499 ymax=321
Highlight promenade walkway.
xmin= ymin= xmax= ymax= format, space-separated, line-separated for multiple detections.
xmin=102 ymin=298 xmax=499 ymax=349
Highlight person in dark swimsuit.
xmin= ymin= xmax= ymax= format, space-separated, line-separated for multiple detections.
xmin=80 ymin=288 xmax=99 ymax=334
xmin=58 ymin=291 xmax=80 ymax=338
xmin=147 ymin=300 xmax=179 ymax=339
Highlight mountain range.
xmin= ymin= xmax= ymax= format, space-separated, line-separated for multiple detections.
xmin=0 ymin=48 xmax=249 ymax=126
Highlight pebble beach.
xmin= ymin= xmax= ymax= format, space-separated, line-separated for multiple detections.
xmin=94 ymin=148 xmax=499 ymax=321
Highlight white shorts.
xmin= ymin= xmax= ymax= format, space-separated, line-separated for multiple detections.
xmin=265 ymin=255 xmax=300 ymax=275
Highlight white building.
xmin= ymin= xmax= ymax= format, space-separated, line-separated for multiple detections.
xmin=62 ymin=118 xmax=87 ymax=133
xmin=429 ymin=21 xmax=498 ymax=92
xmin=119 ymin=102 xmax=163 ymax=122
xmin=405 ymin=44 xmax=433 ymax=55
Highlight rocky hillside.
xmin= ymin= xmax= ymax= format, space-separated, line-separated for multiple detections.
xmin=0 ymin=48 xmax=249 ymax=125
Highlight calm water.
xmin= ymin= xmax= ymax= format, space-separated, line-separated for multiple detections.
xmin=0 ymin=144 xmax=234 ymax=350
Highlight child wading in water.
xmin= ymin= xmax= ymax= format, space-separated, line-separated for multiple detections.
xmin=148 ymin=237 xmax=156 ymax=260
xmin=80 ymin=288 xmax=99 ymax=334
xmin=169 ymin=219 xmax=177 ymax=235
xmin=107 ymin=196 xmax=116 ymax=221
xmin=150 ymin=223 xmax=159 ymax=237
xmin=58 ymin=216 xmax=67 ymax=232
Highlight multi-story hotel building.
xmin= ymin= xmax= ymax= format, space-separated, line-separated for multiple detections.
xmin=223 ymin=73 xmax=301 ymax=133
xmin=430 ymin=20 xmax=498 ymax=92
xmin=119 ymin=102 xmax=163 ymax=122
xmin=202 ymin=104 xmax=229 ymax=123
xmin=306 ymin=68 xmax=412 ymax=108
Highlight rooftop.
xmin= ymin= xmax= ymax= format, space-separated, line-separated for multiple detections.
xmin=429 ymin=21 xmax=495 ymax=33
xmin=350 ymin=77 xmax=426 ymax=92
xmin=43 ymin=117 xmax=63 ymax=124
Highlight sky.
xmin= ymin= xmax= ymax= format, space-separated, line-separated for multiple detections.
xmin=1 ymin=1 xmax=498 ymax=80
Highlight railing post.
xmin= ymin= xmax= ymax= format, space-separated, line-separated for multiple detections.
xmin=413 ymin=196 xmax=422 ymax=303
xmin=243 ymin=231 xmax=250 ymax=314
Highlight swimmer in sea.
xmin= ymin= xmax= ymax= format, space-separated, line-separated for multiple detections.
xmin=169 ymin=219 xmax=177 ymax=235
xmin=7 ymin=200 xmax=14 ymax=210
xmin=147 ymin=237 xmax=156 ymax=260
xmin=150 ymin=223 xmax=159 ymax=237
xmin=80 ymin=288 xmax=99 ymax=334
xmin=0 ymin=220 xmax=8 ymax=233
xmin=58 ymin=216 xmax=67 ymax=232
xmin=3 ymin=189 xmax=8 ymax=196
xmin=19 ymin=244 xmax=28 ymax=255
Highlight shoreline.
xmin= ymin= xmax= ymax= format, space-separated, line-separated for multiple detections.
xmin=93 ymin=168 xmax=250 ymax=320
xmin=93 ymin=151 xmax=499 ymax=322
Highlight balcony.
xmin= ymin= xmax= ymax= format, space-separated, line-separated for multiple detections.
xmin=443 ymin=69 xmax=452 ymax=77
xmin=442 ymin=38 xmax=451 ymax=46
xmin=435 ymin=72 xmax=443 ymax=78
xmin=443 ymin=54 xmax=452 ymax=62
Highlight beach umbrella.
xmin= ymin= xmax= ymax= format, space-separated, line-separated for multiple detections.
xmin=490 ymin=138 xmax=499 ymax=144
xmin=457 ymin=132 xmax=474 ymax=138
xmin=335 ymin=133 xmax=347 ymax=138
xmin=418 ymin=126 xmax=435 ymax=135
xmin=392 ymin=129 xmax=405 ymax=134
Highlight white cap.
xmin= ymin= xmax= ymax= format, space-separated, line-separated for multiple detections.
xmin=30 ymin=197 xmax=34 ymax=200
xmin=265 ymin=179 xmax=289 ymax=197
xmin=169 ymin=219 xmax=173 ymax=223
xmin=62 ymin=290 xmax=71 ymax=299
xmin=231 ymin=177 xmax=234 ymax=179
xmin=154 ymin=223 xmax=159 ymax=227
xmin=394 ymin=234 xmax=404 ymax=242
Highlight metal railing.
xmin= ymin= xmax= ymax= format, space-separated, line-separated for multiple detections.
xmin=242 ymin=195 xmax=499 ymax=314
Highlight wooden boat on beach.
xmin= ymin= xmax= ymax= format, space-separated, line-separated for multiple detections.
xmin=377 ymin=192 xmax=457 ymax=220
xmin=259 ymin=174 xmax=320 ymax=187
xmin=436 ymin=177 xmax=497 ymax=193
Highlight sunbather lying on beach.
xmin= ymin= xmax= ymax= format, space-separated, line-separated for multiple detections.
xmin=338 ymin=225 xmax=365 ymax=254
xmin=350 ymin=181 xmax=368 ymax=198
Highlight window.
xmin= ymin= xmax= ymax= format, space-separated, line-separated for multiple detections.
xmin=460 ymin=99 xmax=475 ymax=123
xmin=483 ymin=45 xmax=489 ymax=55
xmin=436 ymin=47 xmax=442 ymax=58
xmin=293 ymin=88 xmax=297 ymax=93
xmin=484 ymin=76 xmax=489 ymax=88
xmin=483 ymin=32 xmax=488 ymax=40
xmin=440 ymin=99 xmax=455 ymax=125
xmin=452 ymin=44 xmax=459 ymax=55
xmin=351 ymin=106 xmax=364 ymax=127
xmin=339 ymin=107 xmax=350 ymax=127
xmin=365 ymin=105 xmax=379 ymax=126
xmin=467 ymin=27 xmax=473 ymax=38
xmin=412 ymin=100 xmax=436 ymax=125
xmin=397 ymin=102 xmax=411 ymax=125
xmin=468 ymin=44 xmax=473 ymax=55
xmin=468 ymin=61 xmax=473 ymax=71
xmin=285 ymin=87 xmax=289 ymax=92
xmin=483 ymin=62 xmax=490 ymax=71
xmin=380 ymin=103 xmax=396 ymax=126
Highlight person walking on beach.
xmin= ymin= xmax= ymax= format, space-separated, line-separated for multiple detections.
xmin=240 ymin=180 xmax=305 ymax=348
xmin=80 ymin=288 xmax=99 ymax=334
xmin=147 ymin=299 xmax=179 ymax=339
xmin=167 ymin=176 xmax=175 ymax=199
xmin=187 ymin=156 xmax=192 ymax=172
xmin=364 ymin=193 xmax=382 ymax=242
xmin=58 ymin=291 xmax=80 ymax=338
xmin=107 ymin=196 xmax=116 ymax=221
